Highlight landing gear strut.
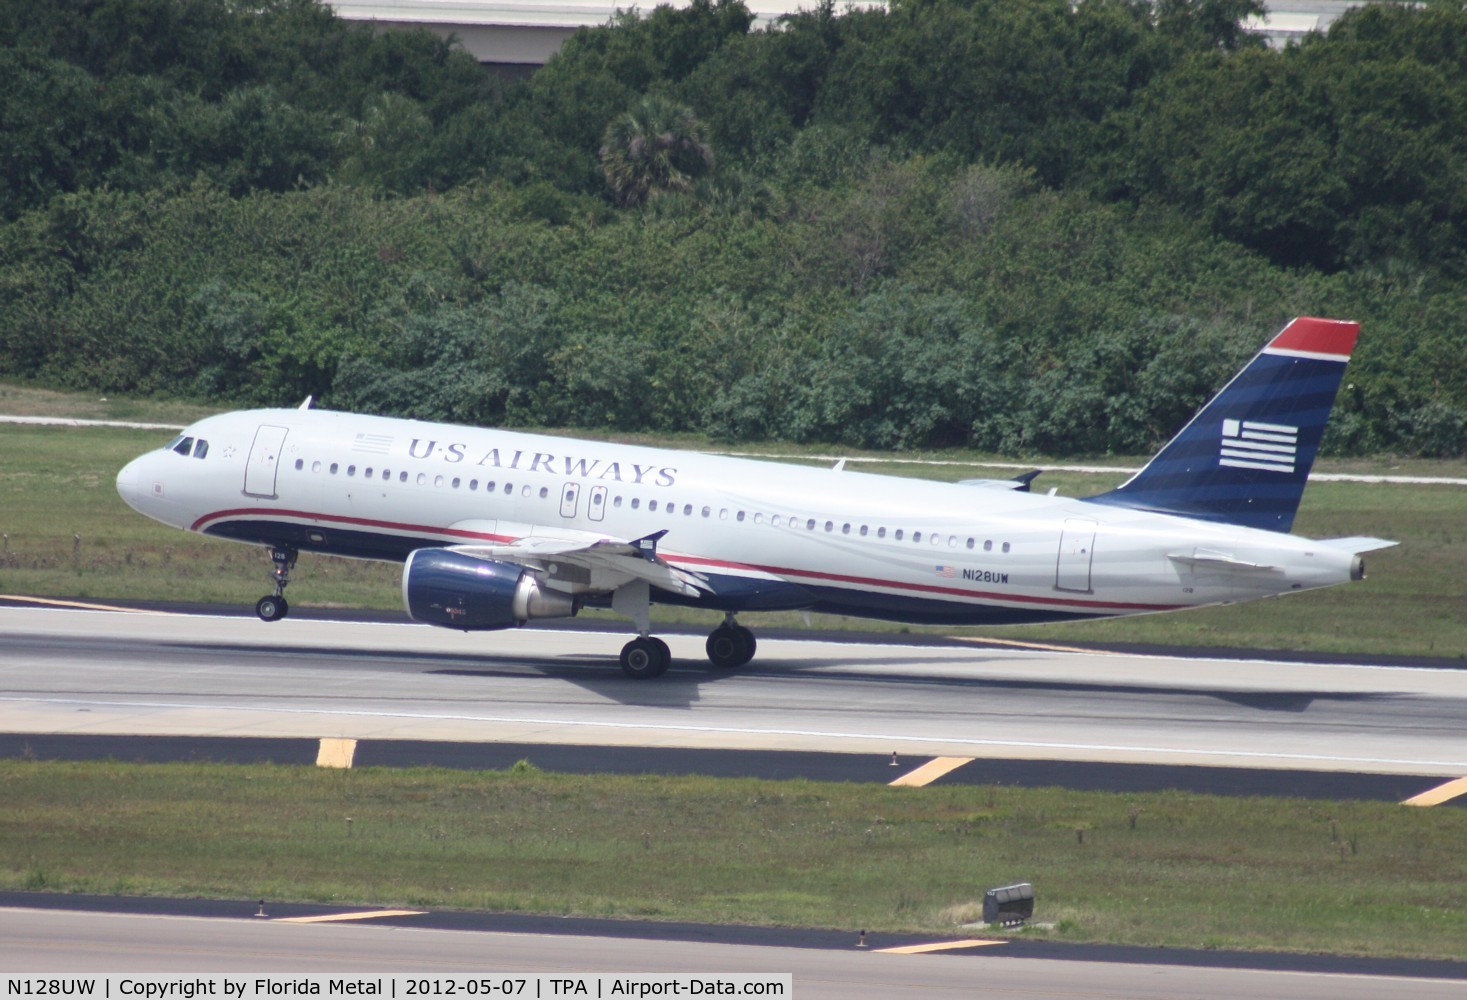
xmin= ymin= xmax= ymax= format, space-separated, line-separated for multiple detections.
xmin=255 ymin=545 xmax=296 ymax=622
xmin=706 ymin=615 xmax=756 ymax=669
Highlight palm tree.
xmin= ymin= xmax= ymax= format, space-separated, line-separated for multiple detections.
xmin=599 ymin=96 xmax=714 ymax=207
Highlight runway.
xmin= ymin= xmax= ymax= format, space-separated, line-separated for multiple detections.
xmin=4 ymin=904 xmax=1466 ymax=997
xmin=4 ymin=603 xmax=1467 ymax=992
xmin=0 ymin=605 xmax=1465 ymax=777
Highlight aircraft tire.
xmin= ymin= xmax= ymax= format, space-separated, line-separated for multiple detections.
xmin=255 ymin=595 xmax=288 ymax=622
xmin=735 ymin=625 xmax=756 ymax=663
xmin=706 ymin=625 xmax=755 ymax=669
xmin=620 ymin=636 xmax=671 ymax=679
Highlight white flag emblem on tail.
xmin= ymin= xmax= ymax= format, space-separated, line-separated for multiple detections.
xmin=1220 ymin=419 xmax=1298 ymax=473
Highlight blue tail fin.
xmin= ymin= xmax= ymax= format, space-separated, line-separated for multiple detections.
xmin=1085 ymin=317 xmax=1359 ymax=532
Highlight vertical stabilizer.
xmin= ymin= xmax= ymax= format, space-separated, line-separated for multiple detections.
xmin=1085 ymin=317 xmax=1358 ymax=532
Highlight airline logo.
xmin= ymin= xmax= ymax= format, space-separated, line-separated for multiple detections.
xmin=1220 ymin=419 xmax=1299 ymax=473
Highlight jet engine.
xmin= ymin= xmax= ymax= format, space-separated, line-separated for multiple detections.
xmin=402 ymin=548 xmax=577 ymax=630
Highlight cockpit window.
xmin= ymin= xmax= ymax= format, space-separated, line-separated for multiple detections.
xmin=193 ymin=439 xmax=209 ymax=459
xmin=171 ymin=436 xmax=194 ymax=456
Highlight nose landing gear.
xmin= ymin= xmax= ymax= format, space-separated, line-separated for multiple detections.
xmin=255 ymin=546 xmax=297 ymax=622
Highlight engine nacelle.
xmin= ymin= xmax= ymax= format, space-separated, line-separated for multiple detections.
xmin=403 ymin=549 xmax=578 ymax=630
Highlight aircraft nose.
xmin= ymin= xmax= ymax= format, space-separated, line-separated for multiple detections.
xmin=115 ymin=455 xmax=155 ymax=515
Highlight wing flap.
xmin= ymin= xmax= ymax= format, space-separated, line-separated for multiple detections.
xmin=446 ymin=530 xmax=711 ymax=599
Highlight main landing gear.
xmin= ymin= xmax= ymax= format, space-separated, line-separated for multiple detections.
xmin=706 ymin=615 xmax=756 ymax=669
xmin=619 ymin=635 xmax=672 ymax=679
xmin=255 ymin=546 xmax=296 ymax=622
xmin=616 ymin=614 xmax=757 ymax=680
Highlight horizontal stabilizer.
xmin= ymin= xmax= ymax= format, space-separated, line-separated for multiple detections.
xmin=956 ymin=470 xmax=1042 ymax=491
xmin=1316 ymin=536 xmax=1398 ymax=554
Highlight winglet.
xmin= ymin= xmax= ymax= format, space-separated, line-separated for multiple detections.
xmin=632 ymin=529 xmax=668 ymax=560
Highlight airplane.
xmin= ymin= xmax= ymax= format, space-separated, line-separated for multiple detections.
xmin=115 ymin=316 xmax=1394 ymax=678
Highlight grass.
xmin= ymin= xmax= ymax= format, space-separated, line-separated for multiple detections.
xmin=3 ymin=389 xmax=1465 ymax=962
xmin=1 ymin=759 xmax=1464 ymax=960
xmin=0 ymin=405 xmax=1463 ymax=657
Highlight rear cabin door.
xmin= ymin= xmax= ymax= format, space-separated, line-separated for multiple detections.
xmin=1055 ymin=518 xmax=1097 ymax=593
xmin=244 ymin=424 xmax=289 ymax=498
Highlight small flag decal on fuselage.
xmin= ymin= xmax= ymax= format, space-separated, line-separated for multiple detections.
xmin=1220 ymin=419 xmax=1298 ymax=473
xmin=352 ymin=432 xmax=394 ymax=455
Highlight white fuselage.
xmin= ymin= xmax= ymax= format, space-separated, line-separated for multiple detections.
xmin=116 ymin=408 xmax=1359 ymax=627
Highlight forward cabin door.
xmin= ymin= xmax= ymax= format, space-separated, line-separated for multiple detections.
xmin=244 ymin=424 xmax=289 ymax=498
xmin=1055 ymin=519 xmax=1097 ymax=593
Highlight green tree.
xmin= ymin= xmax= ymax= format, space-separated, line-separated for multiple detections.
xmin=599 ymin=96 xmax=715 ymax=206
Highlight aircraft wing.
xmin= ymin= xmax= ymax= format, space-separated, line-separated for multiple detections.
xmin=445 ymin=529 xmax=711 ymax=599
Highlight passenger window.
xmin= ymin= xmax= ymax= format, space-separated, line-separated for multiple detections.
xmin=400 ymin=472 xmax=408 ymax=483
xmin=1002 ymin=542 xmax=1011 ymax=554
xmin=736 ymin=511 xmax=746 ymax=522
xmin=312 ymin=461 xmax=322 ymax=473
xmin=503 ymin=483 xmax=512 ymax=494
xmin=539 ymin=487 xmax=549 ymax=499
xmin=631 ymin=498 xmax=640 ymax=510
xmin=913 ymin=531 xmax=922 ymax=543
xmin=434 ymin=475 xmax=444 ymax=488
xmin=859 ymin=525 xmax=868 ymax=537
xmin=806 ymin=518 xmax=816 ymax=531
xmin=878 ymin=527 xmax=887 ymax=539
xmin=754 ymin=513 xmax=764 ymax=524
xmin=417 ymin=473 xmax=427 ymax=486
xmin=984 ymin=540 xmax=993 ymax=552
xmin=295 ymin=459 xmax=304 ymax=471
xmin=772 ymin=515 xmax=782 ymax=527
xmin=347 ymin=465 xmax=356 ymax=477
xmin=485 ymin=480 xmax=495 ymax=491
xmin=650 ymin=500 xmax=659 ymax=512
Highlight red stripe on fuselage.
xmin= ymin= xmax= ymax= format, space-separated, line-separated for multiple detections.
xmin=192 ymin=507 xmax=1182 ymax=615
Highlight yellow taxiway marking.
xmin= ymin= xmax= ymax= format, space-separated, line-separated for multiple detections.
xmin=889 ymin=756 xmax=974 ymax=788
xmin=1402 ymin=777 xmax=1467 ymax=807
xmin=950 ymin=635 xmax=1099 ymax=655
xmin=278 ymin=910 xmax=425 ymax=924
xmin=875 ymin=939 xmax=1005 ymax=954
xmin=0 ymin=594 xmax=180 ymax=615
xmin=316 ymin=738 xmax=359 ymax=769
